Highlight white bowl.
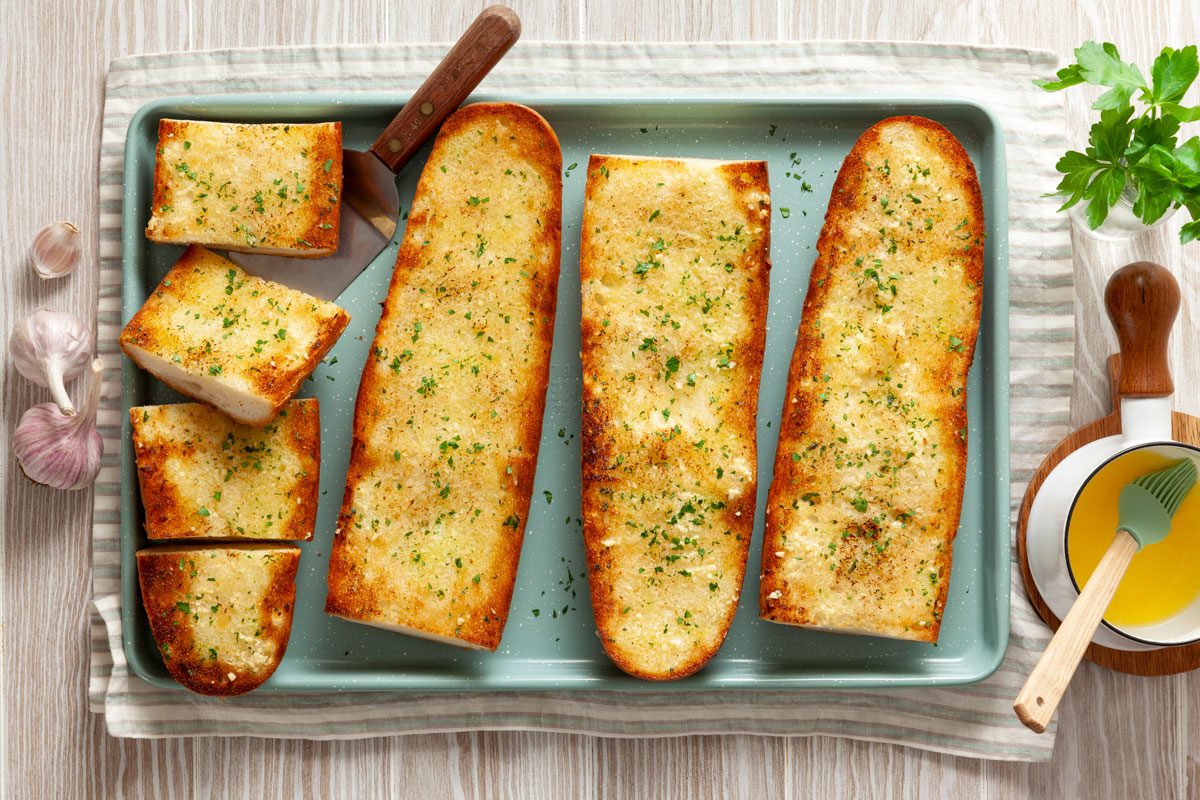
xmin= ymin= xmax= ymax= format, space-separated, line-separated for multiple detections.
xmin=1025 ymin=396 xmax=1200 ymax=651
xmin=1063 ymin=442 xmax=1200 ymax=647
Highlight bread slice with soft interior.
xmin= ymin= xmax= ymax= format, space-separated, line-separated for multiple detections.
xmin=130 ymin=398 xmax=320 ymax=541
xmin=580 ymin=154 xmax=771 ymax=680
xmin=324 ymin=102 xmax=562 ymax=651
xmin=136 ymin=543 xmax=301 ymax=696
xmin=145 ymin=119 xmax=342 ymax=257
xmin=760 ymin=116 xmax=984 ymax=642
xmin=120 ymin=245 xmax=349 ymax=424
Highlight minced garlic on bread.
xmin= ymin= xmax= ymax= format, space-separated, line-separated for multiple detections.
xmin=580 ymin=154 xmax=771 ymax=680
xmin=130 ymin=399 xmax=320 ymax=541
xmin=120 ymin=245 xmax=349 ymax=425
xmin=760 ymin=116 xmax=984 ymax=642
xmin=146 ymin=119 xmax=342 ymax=257
xmin=324 ymin=102 xmax=562 ymax=651
xmin=136 ymin=543 xmax=300 ymax=696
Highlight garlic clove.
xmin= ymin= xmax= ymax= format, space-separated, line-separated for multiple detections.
xmin=13 ymin=358 xmax=104 ymax=490
xmin=9 ymin=309 xmax=94 ymax=415
xmin=30 ymin=221 xmax=82 ymax=280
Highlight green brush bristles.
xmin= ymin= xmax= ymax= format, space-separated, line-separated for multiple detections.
xmin=1133 ymin=459 xmax=1199 ymax=518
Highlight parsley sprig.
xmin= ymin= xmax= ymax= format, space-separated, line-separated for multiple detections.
xmin=1036 ymin=42 xmax=1200 ymax=243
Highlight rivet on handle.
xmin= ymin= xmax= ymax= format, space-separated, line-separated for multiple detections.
xmin=367 ymin=4 xmax=521 ymax=173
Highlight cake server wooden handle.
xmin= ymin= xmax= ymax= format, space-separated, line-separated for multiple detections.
xmin=1014 ymin=529 xmax=1139 ymax=733
xmin=1105 ymin=261 xmax=1180 ymax=398
xmin=369 ymin=5 xmax=520 ymax=173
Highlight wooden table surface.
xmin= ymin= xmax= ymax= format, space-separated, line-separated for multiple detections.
xmin=3 ymin=1 xmax=1199 ymax=797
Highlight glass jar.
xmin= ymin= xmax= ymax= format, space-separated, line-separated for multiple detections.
xmin=1067 ymin=184 xmax=1179 ymax=242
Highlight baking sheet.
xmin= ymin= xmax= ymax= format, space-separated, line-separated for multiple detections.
xmin=120 ymin=95 xmax=1010 ymax=691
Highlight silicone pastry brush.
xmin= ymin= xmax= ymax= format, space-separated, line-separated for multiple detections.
xmin=1015 ymin=458 xmax=1198 ymax=732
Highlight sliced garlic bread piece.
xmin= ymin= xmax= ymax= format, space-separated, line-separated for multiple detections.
xmin=325 ymin=102 xmax=562 ymax=651
xmin=760 ymin=116 xmax=984 ymax=642
xmin=136 ymin=543 xmax=300 ymax=696
xmin=130 ymin=398 xmax=320 ymax=541
xmin=120 ymin=245 xmax=349 ymax=424
xmin=580 ymin=154 xmax=770 ymax=680
xmin=146 ymin=119 xmax=342 ymax=256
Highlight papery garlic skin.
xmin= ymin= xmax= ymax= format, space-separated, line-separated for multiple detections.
xmin=30 ymin=221 xmax=82 ymax=279
xmin=13 ymin=359 xmax=104 ymax=491
xmin=10 ymin=309 xmax=94 ymax=414
xmin=13 ymin=405 xmax=104 ymax=490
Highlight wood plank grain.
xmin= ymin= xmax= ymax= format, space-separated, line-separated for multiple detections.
xmin=194 ymin=0 xmax=581 ymax=48
xmin=782 ymin=0 xmax=983 ymax=42
xmin=1187 ymin=673 xmax=1199 ymax=800
xmin=454 ymin=732 xmax=597 ymax=800
xmin=595 ymin=735 xmax=787 ymax=800
xmin=988 ymin=668 xmax=1182 ymax=799
xmin=380 ymin=0 xmax=580 ymax=41
xmin=2 ymin=0 xmax=189 ymax=794
xmin=788 ymin=737 xmax=987 ymax=799
xmin=584 ymin=0 xmax=779 ymax=40
xmin=5 ymin=0 xmax=1200 ymax=798
xmin=189 ymin=0 xmax=393 ymax=48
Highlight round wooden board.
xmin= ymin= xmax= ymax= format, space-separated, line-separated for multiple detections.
xmin=1016 ymin=354 xmax=1200 ymax=676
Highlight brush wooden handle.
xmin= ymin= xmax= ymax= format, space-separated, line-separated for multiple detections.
xmin=1014 ymin=529 xmax=1139 ymax=733
xmin=369 ymin=6 xmax=520 ymax=173
xmin=1105 ymin=262 xmax=1179 ymax=398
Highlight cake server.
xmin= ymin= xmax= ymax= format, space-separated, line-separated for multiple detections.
xmin=229 ymin=5 xmax=520 ymax=300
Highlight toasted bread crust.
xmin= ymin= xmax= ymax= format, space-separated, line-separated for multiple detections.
xmin=325 ymin=103 xmax=562 ymax=651
xmin=130 ymin=399 xmax=320 ymax=541
xmin=146 ymin=119 xmax=342 ymax=256
xmin=580 ymin=155 xmax=770 ymax=680
xmin=760 ymin=116 xmax=984 ymax=642
xmin=120 ymin=245 xmax=349 ymax=424
xmin=136 ymin=544 xmax=300 ymax=696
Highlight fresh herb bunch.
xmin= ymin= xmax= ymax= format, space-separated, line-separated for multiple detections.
xmin=1036 ymin=41 xmax=1200 ymax=243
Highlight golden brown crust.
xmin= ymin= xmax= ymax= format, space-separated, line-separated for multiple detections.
xmin=298 ymin=123 xmax=343 ymax=253
xmin=580 ymin=155 xmax=770 ymax=679
xmin=119 ymin=245 xmax=349 ymax=424
xmin=136 ymin=545 xmax=300 ymax=696
xmin=147 ymin=119 xmax=341 ymax=257
xmin=130 ymin=399 xmax=320 ymax=541
xmin=325 ymin=102 xmax=562 ymax=651
xmin=760 ymin=116 xmax=984 ymax=642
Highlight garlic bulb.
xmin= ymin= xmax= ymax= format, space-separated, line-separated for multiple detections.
xmin=30 ymin=221 xmax=82 ymax=279
xmin=13 ymin=358 xmax=104 ymax=490
xmin=10 ymin=309 xmax=94 ymax=414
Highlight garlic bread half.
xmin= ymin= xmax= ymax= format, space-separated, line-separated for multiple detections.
xmin=137 ymin=543 xmax=301 ymax=696
xmin=146 ymin=119 xmax=342 ymax=257
xmin=130 ymin=398 xmax=320 ymax=541
xmin=120 ymin=245 xmax=349 ymax=424
xmin=325 ymin=103 xmax=562 ymax=651
xmin=760 ymin=116 xmax=985 ymax=642
xmin=580 ymin=154 xmax=771 ymax=680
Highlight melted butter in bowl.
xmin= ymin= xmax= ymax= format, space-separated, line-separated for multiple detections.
xmin=1067 ymin=447 xmax=1200 ymax=633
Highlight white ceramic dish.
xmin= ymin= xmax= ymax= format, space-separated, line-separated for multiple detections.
xmin=1027 ymin=396 xmax=1200 ymax=651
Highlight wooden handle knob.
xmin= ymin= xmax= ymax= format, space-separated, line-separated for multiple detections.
xmin=1104 ymin=261 xmax=1179 ymax=398
xmin=369 ymin=5 xmax=521 ymax=173
xmin=1014 ymin=529 xmax=1139 ymax=733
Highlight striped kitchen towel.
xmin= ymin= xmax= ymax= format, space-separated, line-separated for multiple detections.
xmin=90 ymin=41 xmax=1071 ymax=761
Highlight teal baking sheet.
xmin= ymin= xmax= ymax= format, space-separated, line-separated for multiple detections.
xmin=120 ymin=95 xmax=1010 ymax=691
